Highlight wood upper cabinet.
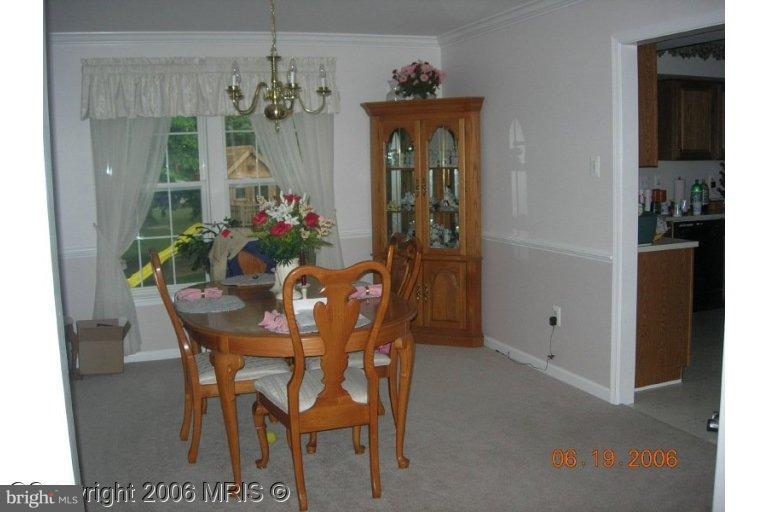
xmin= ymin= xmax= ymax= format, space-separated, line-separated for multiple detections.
xmin=638 ymin=44 xmax=658 ymax=167
xmin=658 ymin=78 xmax=724 ymax=161
xmin=362 ymin=97 xmax=484 ymax=347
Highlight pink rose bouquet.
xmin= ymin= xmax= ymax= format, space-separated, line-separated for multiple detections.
xmin=391 ymin=60 xmax=445 ymax=99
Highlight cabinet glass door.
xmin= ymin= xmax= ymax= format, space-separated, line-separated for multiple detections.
xmin=384 ymin=128 xmax=417 ymax=240
xmin=427 ymin=125 xmax=460 ymax=249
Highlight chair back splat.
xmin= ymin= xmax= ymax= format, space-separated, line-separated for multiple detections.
xmin=385 ymin=234 xmax=423 ymax=300
xmin=283 ymin=262 xmax=391 ymax=421
xmin=149 ymin=250 xmax=195 ymax=361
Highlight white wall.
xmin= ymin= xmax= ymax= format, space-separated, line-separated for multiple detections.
xmin=49 ymin=32 xmax=439 ymax=358
xmin=441 ymin=0 xmax=724 ymax=398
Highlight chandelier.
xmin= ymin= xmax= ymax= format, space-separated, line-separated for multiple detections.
xmin=226 ymin=0 xmax=331 ymax=130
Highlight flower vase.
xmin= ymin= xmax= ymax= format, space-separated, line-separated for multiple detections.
xmin=271 ymin=258 xmax=302 ymax=300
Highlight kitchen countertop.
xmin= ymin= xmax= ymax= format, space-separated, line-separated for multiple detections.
xmin=638 ymin=237 xmax=699 ymax=253
xmin=664 ymin=213 xmax=724 ymax=223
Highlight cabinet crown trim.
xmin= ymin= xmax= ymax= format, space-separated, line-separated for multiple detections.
xmin=361 ymin=97 xmax=484 ymax=116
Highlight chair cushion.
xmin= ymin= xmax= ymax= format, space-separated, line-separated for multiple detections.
xmin=306 ymin=351 xmax=391 ymax=371
xmin=254 ymin=368 xmax=369 ymax=412
xmin=196 ymin=353 xmax=290 ymax=385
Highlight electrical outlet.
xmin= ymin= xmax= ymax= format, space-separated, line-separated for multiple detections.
xmin=552 ymin=305 xmax=562 ymax=327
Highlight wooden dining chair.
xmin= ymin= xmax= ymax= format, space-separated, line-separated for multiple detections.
xmin=251 ymin=262 xmax=392 ymax=511
xmin=304 ymin=235 xmax=423 ymax=454
xmin=148 ymin=250 xmax=289 ymax=463
xmin=236 ymin=249 xmax=267 ymax=274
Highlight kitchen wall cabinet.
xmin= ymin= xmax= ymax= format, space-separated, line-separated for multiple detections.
xmin=638 ymin=44 xmax=658 ymax=167
xmin=658 ymin=78 xmax=725 ymax=161
xmin=362 ymin=97 xmax=484 ymax=347
xmin=636 ymin=247 xmax=694 ymax=388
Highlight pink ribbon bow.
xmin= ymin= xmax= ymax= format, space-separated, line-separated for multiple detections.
xmin=350 ymin=284 xmax=382 ymax=299
xmin=259 ymin=310 xmax=289 ymax=334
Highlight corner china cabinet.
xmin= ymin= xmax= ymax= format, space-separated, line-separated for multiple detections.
xmin=362 ymin=97 xmax=484 ymax=347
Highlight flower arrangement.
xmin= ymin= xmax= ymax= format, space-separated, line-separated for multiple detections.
xmin=176 ymin=218 xmax=242 ymax=273
xmin=251 ymin=191 xmax=334 ymax=264
xmin=392 ymin=60 xmax=445 ymax=99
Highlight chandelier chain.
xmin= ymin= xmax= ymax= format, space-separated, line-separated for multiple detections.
xmin=270 ymin=0 xmax=277 ymax=54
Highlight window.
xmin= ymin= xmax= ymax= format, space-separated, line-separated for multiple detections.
xmin=224 ymin=116 xmax=280 ymax=225
xmin=123 ymin=117 xmax=207 ymax=287
xmin=122 ymin=115 xmax=281 ymax=290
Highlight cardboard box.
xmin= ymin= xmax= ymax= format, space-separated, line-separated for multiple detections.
xmin=76 ymin=319 xmax=130 ymax=375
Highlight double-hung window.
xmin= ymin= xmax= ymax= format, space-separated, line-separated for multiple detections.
xmin=122 ymin=115 xmax=280 ymax=289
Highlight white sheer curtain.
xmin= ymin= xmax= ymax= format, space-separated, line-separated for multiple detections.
xmin=91 ymin=117 xmax=171 ymax=355
xmin=251 ymin=113 xmax=343 ymax=268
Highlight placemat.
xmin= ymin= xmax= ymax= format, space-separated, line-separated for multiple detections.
xmin=175 ymin=295 xmax=245 ymax=314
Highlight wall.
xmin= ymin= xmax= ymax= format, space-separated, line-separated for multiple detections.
xmin=639 ymin=51 xmax=725 ymax=197
xmin=49 ymin=32 xmax=440 ymax=358
xmin=441 ymin=0 xmax=723 ymax=398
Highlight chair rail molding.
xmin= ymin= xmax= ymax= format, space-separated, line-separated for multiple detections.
xmin=49 ymin=31 xmax=440 ymax=49
xmin=482 ymin=232 xmax=612 ymax=263
xmin=438 ymin=0 xmax=587 ymax=47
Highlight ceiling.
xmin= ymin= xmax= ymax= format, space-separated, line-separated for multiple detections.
xmin=45 ymin=0 xmax=536 ymax=36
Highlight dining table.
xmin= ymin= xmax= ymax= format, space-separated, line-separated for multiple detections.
xmin=175 ymin=279 xmax=418 ymax=487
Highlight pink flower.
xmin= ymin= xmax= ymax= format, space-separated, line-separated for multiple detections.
xmin=252 ymin=211 xmax=268 ymax=226
xmin=420 ymin=73 xmax=429 ymax=82
xmin=304 ymin=211 xmax=320 ymax=228
xmin=422 ymin=63 xmax=432 ymax=72
xmin=283 ymin=193 xmax=301 ymax=204
xmin=399 ymin=76 xmax=407 ymax=83
xmin=269 ymin=221 xmax=292 ymax=237
xmin=410 ymin=73 xmax=416 ymax=78
xmin=220 ymin=228 xmax=231 ymax=238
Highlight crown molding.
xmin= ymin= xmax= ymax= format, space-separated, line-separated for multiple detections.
xmin=438 ymin=0 xmax=587 ymax=47
xmin=48 ymin=31 xmax=440 ymax=49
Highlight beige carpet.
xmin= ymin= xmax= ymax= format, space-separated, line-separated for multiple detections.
xmin=72 ymin=344 xmax=715 ymax=511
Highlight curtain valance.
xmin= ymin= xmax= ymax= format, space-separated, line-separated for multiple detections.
xmin=81 ymin=56 xmax=340 ymax=119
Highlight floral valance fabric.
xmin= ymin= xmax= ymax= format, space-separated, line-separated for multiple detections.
xmin=81 ymin=56 xmax=340 ymax=119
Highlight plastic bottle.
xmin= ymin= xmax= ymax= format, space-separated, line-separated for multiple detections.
xmin=701 ymin=178 xmax=710 ymax=213
xmin=691 ymin=179 xmax=702 ymax=216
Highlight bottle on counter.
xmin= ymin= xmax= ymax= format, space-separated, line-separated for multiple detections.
xmin=701 ymin=178 xmax=710 ymax=213
xmin=691 ymin=179 xmax=702 ymax=216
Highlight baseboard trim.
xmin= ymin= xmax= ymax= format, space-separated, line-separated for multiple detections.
xmin=484 ymin=335 xmax=610 ymax=402
xmin=635 ymin=379 xmax=682 ymax=392
xmin=124 ymin=348 xmax=179 ymax=364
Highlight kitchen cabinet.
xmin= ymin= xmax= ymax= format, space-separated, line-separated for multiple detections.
xmin=636 ymin=243 xmax=695 ymax=388
xmin=638 ymin=43 xmax=658 ymax=167
xmin=362 ymin=97 xmax=484 ymax=347
xmin=658 ymin=78 xmax=725 ymax=161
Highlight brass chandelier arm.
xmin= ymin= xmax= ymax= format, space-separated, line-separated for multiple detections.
xmin=228 ymin=82 xmax=269 ymax=115
xmin=297 ymin=92 xmax=329 ymax=115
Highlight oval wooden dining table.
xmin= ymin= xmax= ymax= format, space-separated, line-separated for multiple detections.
xmin=176 ymin=281 xmax=418 ymax=487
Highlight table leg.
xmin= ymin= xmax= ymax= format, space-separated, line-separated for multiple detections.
xmin=212 ymin=351 xmax=244 ymax=493
xmin=395 ymin=332 xmax=414 ymax=468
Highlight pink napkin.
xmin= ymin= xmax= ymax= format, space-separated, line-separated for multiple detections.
xmin=203 ymin=287 xmax=223 ymax=299
xmin=176 ymin=287 xmax=223 ymax=302
xmin=350 ymin=284 xmax=382 ymax=299
xmin=259 ymin=310 xmax=289 ymax=334
xmin=176 ymin=288 xmax=203 ymax=301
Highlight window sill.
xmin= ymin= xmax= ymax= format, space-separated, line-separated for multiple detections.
xmin=132 ymin=283 xmax=201 ymax=308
